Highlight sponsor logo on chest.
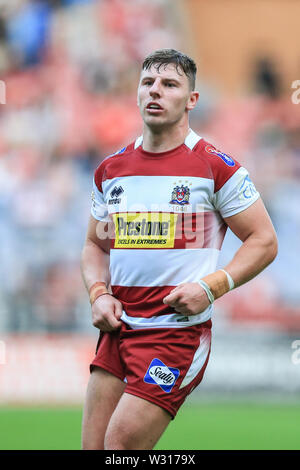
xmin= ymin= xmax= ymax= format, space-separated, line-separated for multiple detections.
xmin=112 ymin=212 xmax=178 ymax=248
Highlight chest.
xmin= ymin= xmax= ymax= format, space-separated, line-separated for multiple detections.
xmin=102 ymin=175 xmax=215 ymax=216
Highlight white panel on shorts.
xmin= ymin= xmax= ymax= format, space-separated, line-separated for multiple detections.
xmin=120 ymin=309 xmax=212 ymax=329
xmin=110 ymin=248 xmax=220 ymax=287
xmin=179 ymin=330 xmax=211 ymax=389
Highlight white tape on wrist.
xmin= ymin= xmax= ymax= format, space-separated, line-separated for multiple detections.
xmin=220 ymin=269 xmax=235 ymax=290
xmin=198 ymin=280 xmax=215 ymax=304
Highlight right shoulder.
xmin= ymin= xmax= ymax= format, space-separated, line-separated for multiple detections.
xmin=93 ymin=140 xmax=137 ymax=191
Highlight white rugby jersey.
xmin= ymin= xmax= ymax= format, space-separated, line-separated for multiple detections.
xmin=91 ymin=129 xmax=260 ymax=329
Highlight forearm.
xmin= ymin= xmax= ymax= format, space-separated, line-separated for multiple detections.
xmin=81 ymin=240 xmax=110 ymax=292
xmin=81 ymin=239 xmax=122 ymax=332
xmin=223 ymin=232 xmax=278 ymax=289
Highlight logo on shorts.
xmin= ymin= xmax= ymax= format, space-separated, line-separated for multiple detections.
xmin=144 ymin=358 xmax=180 ymax=393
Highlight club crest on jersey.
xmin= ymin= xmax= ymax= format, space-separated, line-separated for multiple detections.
xmin=205 ymin=145 xmax=235 ymax=167
xmin=170 ymin=184 xmax=190 ymax=205
xmin=144 ymin=358 xmax=180 ymax=393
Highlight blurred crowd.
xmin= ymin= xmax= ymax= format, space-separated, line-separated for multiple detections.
xmin=0 ymin=0 xmax=299 ymax=333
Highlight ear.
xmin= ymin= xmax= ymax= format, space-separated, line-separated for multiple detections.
xmin=186 ymin=91 xmax=199 ymax=111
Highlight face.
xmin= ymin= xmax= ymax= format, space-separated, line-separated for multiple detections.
xmin=137 ymin=63 xmax=198 ymax=130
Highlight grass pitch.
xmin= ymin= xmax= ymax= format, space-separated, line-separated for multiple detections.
xmin=0 ymin=402 xmax=299 ymax=450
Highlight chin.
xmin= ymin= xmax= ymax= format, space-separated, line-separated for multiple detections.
xmin=144 ymin=116 xmax=169 ymax=129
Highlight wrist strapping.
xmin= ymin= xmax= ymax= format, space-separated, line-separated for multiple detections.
xmin=220 ymin=269 xmax=235 ymax=291
xmin=89 ymin=282 xmax=110 ymax=305
xmin=198 ymin=269 xmax=235 ymax=304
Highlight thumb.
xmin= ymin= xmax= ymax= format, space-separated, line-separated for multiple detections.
xmin=163 ymin=291 xmax=180 ymax=305
xmin=114 ymin=302 xmax=123 ymax=320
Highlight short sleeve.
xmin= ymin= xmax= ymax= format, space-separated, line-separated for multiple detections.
xmin=212 ymin=167 xmax=260 ymax=218
xmin=91 ymin=177 xmax=110 ymax=222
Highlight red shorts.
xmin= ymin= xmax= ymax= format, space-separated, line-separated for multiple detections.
xmin=90 ymin=320 xmax=212 ymax=418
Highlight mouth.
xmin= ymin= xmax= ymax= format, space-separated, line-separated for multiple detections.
xmin=146 ymin=102 xmax=164 ymax=114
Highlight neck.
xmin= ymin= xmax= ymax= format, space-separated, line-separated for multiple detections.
xmin=142 ymin=121 xmax=191 ymax=153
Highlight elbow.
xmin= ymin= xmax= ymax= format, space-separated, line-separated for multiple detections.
xmin=80 ymin=241 xmax=88 ymax=262
xmin=80 ymin=245 xmax=87 ymax=273
xmin=80 ymin=240 xmax=93 ymax=269
xmin=265 ymin=232 xmax=278 ymax=264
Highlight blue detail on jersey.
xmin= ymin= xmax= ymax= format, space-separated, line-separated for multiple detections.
xmin=239 ymin=175 xmax=257 ymax=199
xmin=144 ymin=358 xmax=180 ymax=393
xmin=115 ymin=147 xmax=126 ymax=155
xmin=107 ymin=147 xmax=126 ymax=158
xmin=216 ymin=151 xmax=235 ymax=167
xmin=205 ymin=145 xmax=235 ymax=167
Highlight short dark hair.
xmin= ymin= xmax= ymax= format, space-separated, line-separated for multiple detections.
xmin=142 ymin=48 xmax=197 ymax=90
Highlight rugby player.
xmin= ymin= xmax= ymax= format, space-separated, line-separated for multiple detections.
xmin=81 ymin=49 xmax=278 ymax=450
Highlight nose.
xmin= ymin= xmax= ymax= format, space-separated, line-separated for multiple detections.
xmin=149 ymin=79 xmax=161 ymax=97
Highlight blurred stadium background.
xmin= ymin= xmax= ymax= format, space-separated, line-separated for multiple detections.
xmin=0 ymin=0 xmax=300 ymax=450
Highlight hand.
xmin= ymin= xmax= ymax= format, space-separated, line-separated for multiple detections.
xmin=91 ymin=294 xmax=123 ymax=332
xmin=162 ymin=283 xmax=210 ymax=316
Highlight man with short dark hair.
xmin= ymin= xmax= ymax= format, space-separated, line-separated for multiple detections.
xmin=81 ymin=49 xmax=277 ymax=450
xmin=142 ymin=48 xmax=197 ymax=90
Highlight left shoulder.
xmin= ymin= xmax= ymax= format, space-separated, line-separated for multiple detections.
xmin=191 ymin=136 xmax=242 ymax=192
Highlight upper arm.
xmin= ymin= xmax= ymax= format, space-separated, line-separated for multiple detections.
xmin=223 ymin=198 xmax=277 ymax=244
xmin=84 ymin=215 xmax=112 ymax=254
xmin=88 ymin=162 xmax=112 ymax=253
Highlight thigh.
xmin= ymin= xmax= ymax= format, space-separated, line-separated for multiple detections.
xmin=83 ymin=328 xmax=127 ymax=450
xmin=104 ymin=392 xmax=172 ymax=450
xmin=82 ymin=367 xmax=126 ymax=450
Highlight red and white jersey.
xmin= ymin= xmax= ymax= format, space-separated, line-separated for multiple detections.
xmin=91 ymin=129 xmax=260 ymax=329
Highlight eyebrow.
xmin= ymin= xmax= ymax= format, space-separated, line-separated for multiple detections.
xmin=141 ymin=76 xmax=182 ymax=85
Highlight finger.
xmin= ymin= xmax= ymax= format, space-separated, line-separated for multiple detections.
xmin=175 ymin=308 xmax=190 ymax=315
xmin=99 ymin=318 xmax=119 ymax=332
xmin=93 ymin=310 xmax=117 ymax=331
xmin=163 ymin=291 xmax=181 ymax=305
xmin=171 ymin=284 xmax=186 ymax=292
xmin=114 ymin=302 xmax=123 ymax=321
xmin=93 ymin=317 xmax=112 ymax=332
xmin=106 ymin=312 xmax=122 ymax=330
xmin=167 ymin=285 xmax=184 ymax=296
xmin=173 ymin=302 xmax=189 ymax=313
xmin=100 ymin=324 xmax=114 ymax=333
